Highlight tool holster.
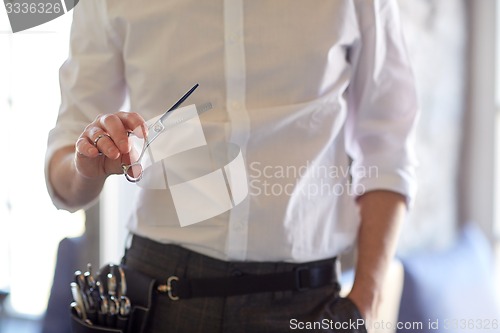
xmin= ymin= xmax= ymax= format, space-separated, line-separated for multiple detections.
xmin=71 ymin=265 xmax=156 ymax=333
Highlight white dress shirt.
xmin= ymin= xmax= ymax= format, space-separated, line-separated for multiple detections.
xmin=46 ymin=0 xmax=418 ymax=263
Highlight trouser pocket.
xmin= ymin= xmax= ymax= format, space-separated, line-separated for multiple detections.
xmin=328 ymin=297 xmax=368 ymax=333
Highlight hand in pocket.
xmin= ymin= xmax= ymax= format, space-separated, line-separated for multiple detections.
xmin=328 ymin=297 xmax=368 ymax=333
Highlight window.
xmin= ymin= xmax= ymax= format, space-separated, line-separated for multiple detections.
xmin=0 ymin=11 xmax=84 ymax=317
xmin=495 ymin=0 xmax=500 ymax=304
xmin=468 ymin=0 xmax=500 ymax=303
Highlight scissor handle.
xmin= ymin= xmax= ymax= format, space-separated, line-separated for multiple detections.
xmin=122 ymin=162 xmax=143 ymax=183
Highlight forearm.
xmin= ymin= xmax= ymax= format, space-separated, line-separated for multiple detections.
xmin=348 ymin=190 xmax=407 ymax=320
xmin=49 ymin=146 xmax=107 ymax=209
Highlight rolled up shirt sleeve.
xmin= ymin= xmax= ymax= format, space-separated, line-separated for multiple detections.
xmin=44 ymin=0 xmax=126 ymax=211
xmin=346 ymin=0 xmax=419 ymax=206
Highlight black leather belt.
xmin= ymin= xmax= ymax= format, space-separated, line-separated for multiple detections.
xmin=156 ymin=261 xmax=339 ymax=300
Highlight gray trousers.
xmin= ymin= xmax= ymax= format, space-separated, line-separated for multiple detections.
xmin=123 ymin=235 xmax=367 ymax=333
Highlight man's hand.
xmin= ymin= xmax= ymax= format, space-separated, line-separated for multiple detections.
xmin=74 ymin=112 xmax=147 ymax=180
xmin=49 ymin=111 xmax=147 ymax=209
xmin=347 ymin=190 xmax=407 ymax=329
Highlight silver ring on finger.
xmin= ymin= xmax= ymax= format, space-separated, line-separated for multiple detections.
xmin=93 ymin=133 xmax=111 ymax=154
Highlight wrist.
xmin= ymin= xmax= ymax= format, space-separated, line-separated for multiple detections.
xmin=347 ymin=284 xmax=381 ymax=323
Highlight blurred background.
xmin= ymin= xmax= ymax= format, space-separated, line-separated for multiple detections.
xmin=0 ymin=0 xmax=499 ymax=332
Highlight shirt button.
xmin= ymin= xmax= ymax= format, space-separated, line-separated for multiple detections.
xmin=233 ymin=221 xmax=244 ymax=231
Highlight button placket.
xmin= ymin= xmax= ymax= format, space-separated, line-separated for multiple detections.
xmin=223 ymin=0 xmax=250 ymax=261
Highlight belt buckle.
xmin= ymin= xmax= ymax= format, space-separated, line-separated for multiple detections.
xmin=294 ymin=266 xmax=310 ymax=292
xmin=157 ymin=276 xmax=180 ymax=300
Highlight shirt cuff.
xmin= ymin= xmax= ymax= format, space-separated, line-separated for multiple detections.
xmin=351 ymin=170 xmax=417 ymax=209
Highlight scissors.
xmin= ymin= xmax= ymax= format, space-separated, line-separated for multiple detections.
xmin=121 ymin=83 xmax=200 ymax=182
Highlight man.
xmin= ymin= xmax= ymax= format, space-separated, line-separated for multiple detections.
xmin=46 ymin=1 xmax=418 ymax=332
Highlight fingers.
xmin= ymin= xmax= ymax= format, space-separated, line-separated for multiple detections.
xmin=76 ymin=112 xmax=146 ymax=160
xmin=75 ymin=136 xmax=100 ymax=158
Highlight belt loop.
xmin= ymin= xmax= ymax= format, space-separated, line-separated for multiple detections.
xmin=294 ymin=266 xmax=310 ymax=292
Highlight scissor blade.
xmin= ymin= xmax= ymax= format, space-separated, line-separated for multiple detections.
xmin=145 ymin=102 xmax=213 ymax=148
xmin=162 ymin=102 xmax=212 ymax=131
xmin=159 ymin=83 xmax=199 ymax=123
